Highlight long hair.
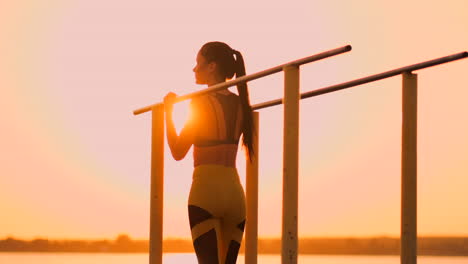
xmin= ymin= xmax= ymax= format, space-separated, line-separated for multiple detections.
xmin=199 ymin=41 xmax=255 ymax=160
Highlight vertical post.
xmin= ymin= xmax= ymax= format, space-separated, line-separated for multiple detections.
xmin=401 ymin=72 xmax=417 ymax=264
xmin=150 ymin=105 xmax=164 ymax=264
xmin=245 ymin=111 xmax=260 ymax=264
xmin=282 ymin=66 xmax=300 ymax=264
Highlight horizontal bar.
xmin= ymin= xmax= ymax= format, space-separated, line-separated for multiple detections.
xmin=133 ymin=45 xmax=352 ymax=115
xmin=252 ymin=51 xmax=467 ymax=110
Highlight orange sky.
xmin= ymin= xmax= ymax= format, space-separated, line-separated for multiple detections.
xmin=0 ymin=0 xmax=467 ymax=240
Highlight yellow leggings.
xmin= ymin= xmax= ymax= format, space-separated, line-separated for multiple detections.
xmin=188 ymin=165 xmax=246 ymax=264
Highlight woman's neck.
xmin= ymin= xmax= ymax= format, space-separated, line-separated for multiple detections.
xmin=206 ymin=79 xmax=232 ymax=95
xmin=207 ymin=76 xmax=225 ymax=87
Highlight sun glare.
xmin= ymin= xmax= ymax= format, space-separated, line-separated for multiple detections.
xmin=172 ymin=101 xmax=191 ymax=133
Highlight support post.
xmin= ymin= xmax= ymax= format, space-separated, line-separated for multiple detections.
xmin=245 ymin=111 xmax=260 ymax=264
xmin=150 ymin=105 xmax=164 ymax=264
xmin=401 ymin=72 xmax=417 ymax=264
xmin=282 ymin=66 xmax=300 ymax=264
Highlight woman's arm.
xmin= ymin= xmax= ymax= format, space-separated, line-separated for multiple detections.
xmin=164 ymin=92 xmax=196 ymax=161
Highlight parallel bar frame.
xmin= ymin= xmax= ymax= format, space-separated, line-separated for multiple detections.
xmin=253 ymin=52 xmax=467 ymax=110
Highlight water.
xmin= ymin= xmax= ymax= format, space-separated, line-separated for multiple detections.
xmin=0 ymin=253 xmax=466 ymax=264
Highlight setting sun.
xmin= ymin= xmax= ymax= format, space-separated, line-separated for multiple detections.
xmin=172 ymin=101 xmax=191 ymax=134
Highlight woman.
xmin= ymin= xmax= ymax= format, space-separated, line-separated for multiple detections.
xmin=163 ymin=41 xmax=255 ymax=264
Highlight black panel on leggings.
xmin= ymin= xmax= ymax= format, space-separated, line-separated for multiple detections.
xmin=188 ymin=205 xmax=213 ymax=229
xmin=193 ymin=229 xmax=219 ymax=264
xmin=237 ymin=220 xmax=246 ymax=231
xmin=225 ymin=240 xmax=241 ymax=264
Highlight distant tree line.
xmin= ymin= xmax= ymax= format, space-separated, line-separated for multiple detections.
xmin=0 ymin=235 xmax=467 ymax=256
xmin=0 ymin=234 xmax=148 ymax=253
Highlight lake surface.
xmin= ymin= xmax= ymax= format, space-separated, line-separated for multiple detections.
xmin=0 ymin=253 xmax=466 ymax=264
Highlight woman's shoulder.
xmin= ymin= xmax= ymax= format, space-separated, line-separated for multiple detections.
xmin=191 ymin=91 xmax=240 ymax=110
xmin=190 ymin=94 xmax=208 ymax=107
xmin=189 ymin=95 xmax=211 ymax=114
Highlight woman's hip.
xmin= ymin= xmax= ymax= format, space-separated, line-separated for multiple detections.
xmin=188 ymin=164 xmax=245 ymax=215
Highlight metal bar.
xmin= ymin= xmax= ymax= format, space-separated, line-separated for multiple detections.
xmin=133 ymin=45 xmax=352 ymax=115
xmin=149 ymin=105 xmax=164 ymax=264
xmin=401 ymin=72 xmax=417 ymax=264
xmin=282 ymin=66 xmax=300 ymax=264
xmin=245 ymin=111 xmax=260 ymax=264
xmin=253 ymin=51 xmax=467 ymax=110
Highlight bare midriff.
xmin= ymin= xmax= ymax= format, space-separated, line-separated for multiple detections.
xmin=193 ymin=144 xmax=238 ymax=168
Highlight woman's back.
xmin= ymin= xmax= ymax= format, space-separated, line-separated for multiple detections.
xmin=192 ymin=91 xmax=243 ymax=168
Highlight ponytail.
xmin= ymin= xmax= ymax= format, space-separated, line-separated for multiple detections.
xmin=233 ymin=50 xmax=255 ymax=161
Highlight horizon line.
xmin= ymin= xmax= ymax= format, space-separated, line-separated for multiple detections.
xmin=3 ymin=234 xmax=468 ymax=241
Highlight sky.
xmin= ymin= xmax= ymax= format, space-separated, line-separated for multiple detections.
xmin=0 ymin=0 xmax=467 ymax=240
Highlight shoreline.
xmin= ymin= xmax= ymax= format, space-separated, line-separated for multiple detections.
xmin=1 ymin=236 xmax=466 ymax=256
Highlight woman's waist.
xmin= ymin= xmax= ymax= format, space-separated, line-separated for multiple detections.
xmin=193 ymin=144 xmax=238 ymax=167
xmin=192 ymin=164 xmax=240 ymax=181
